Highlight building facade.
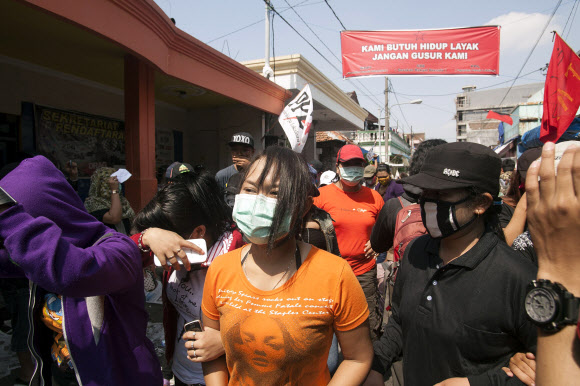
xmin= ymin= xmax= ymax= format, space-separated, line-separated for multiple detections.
xmin=455 ymin=83 xmax=544 ymax=146
xmin=0 ymin=0 xmax=289 ymax=210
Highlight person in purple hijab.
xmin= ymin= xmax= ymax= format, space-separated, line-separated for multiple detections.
xmin=0 ymin=156 xmax=161 ymax=386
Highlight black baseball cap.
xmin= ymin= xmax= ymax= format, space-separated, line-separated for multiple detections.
xmin=399 ymin=142 xmax=501 ymax=195
xmin=166 ymin=162 xmax=194 ymax=179
xmin=309 ymin=159 xmax=324 ymax=174
xmin=229 ymin=132 xmax=255 ymax=148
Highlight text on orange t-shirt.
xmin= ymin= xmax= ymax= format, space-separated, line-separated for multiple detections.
xmin=202 ymin=246 xmax=369 ymax=386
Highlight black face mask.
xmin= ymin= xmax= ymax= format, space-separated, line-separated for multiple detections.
xmin=419 ymin=196 xmax=477 ymax=239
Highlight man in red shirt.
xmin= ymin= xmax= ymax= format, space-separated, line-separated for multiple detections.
xmin=314 ymin=144 xmax=384 ymax=340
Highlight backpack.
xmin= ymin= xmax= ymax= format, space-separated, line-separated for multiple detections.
xmin=393 ymin=197 xmax=427 ymax=262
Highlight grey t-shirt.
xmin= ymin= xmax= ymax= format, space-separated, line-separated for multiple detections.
xmin=215 ymin=164 xmax=238 ymax=191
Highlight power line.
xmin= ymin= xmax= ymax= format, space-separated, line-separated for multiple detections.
xmin=562 ymin=0 xmax=578 ymax=35
xmin=207 ymin=0 xmax=313 ymax=43
xmin=281 ymin=0 xmax=341 ymax=62
xmin=207 ymin=19 xmax=263 ymax=43
xmin=374 ymin=69 xmax=543 ymax=98
xmin=262 ymin=0 xmax=342 ymax=72
xmin=496 ymin=0 xmax=562 ymax=107
xmin=565 ymin=0 xmax=580 ymax=38
xmin=389 ymin=80 xmax=411 ymax=132
xmin=323 ymin=0 xmax=346 ymax=30
xmin=263 ymin=0 xmax=384 ymax=110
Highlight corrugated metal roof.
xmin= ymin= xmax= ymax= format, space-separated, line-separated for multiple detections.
xmin=316 ymin=131 xmax=353 ymax=143
xmin=459 ymin=82 xmax=544 ymax=110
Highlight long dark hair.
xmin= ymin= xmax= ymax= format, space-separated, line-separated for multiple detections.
xmin=133 ymin=171 xmax=232 ymax=243
xmin=241 ymin=146 xmax=313 ymax=251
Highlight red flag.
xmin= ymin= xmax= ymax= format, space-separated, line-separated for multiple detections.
xmin=541 ymin=33 xmax=580 ymax=143
xmin=486 ymin=110 xmax=513 ymax=125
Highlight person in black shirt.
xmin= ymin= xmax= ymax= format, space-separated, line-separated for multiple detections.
xmin=365 ymin=142 xmax=537 ymax=386
xmin=371 ymin=139 xmax=446 ymax=254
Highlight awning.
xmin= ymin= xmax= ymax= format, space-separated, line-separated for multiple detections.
xmin=494 ymin=137 xmax=517 ymax=157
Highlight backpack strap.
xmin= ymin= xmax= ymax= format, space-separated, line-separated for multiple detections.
xmin=398 ymin=196 xmax=413 ymax=207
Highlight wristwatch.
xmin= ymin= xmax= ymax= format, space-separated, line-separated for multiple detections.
xmin=111 ymin=190 xmax=119 ymax=195
xmin=525 ymin=279 xmax=580 ymax=332
xmin=0 ymin=187 xmax=17 ymax=207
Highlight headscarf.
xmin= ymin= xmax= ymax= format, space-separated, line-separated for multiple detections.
xmin=84 ymin=167 xmax=135 ymax=221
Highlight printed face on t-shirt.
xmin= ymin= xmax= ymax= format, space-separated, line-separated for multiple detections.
xmin=237 ymin=316 xmax=286 ymax=373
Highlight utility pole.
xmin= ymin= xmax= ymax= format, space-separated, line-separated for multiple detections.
xmin=377 ymin=107 xmax=381 ymax=163
xmin=262 ymin=0 xmax=274 ymax=79
xmin=410 ymin=125 xmax=414 ymax=154
xmin=384 ymin=77 xmax=390 ymax=164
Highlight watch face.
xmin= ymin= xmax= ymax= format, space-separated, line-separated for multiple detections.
xmin=526 ymin=287 xmax=557 ymax=323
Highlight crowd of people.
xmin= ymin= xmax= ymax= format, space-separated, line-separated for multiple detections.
xmin=1 ymin=129 xmax=580 ymax=386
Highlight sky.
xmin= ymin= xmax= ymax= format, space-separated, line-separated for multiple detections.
xmin=153 ymin=0 xmax=580 ymax=142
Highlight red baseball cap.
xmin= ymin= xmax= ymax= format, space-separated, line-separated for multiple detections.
xmin=336 ymin=144 xmax=365 ymax=163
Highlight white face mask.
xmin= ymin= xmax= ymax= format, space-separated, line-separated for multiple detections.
xmin=339 ymin=166 xmax=364 ymax=185
xmin=232 ymin=194 xmax=292 ymax=245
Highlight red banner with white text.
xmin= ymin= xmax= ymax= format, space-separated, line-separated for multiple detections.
xmin=341 ymin=26 xmax=500 ymax=78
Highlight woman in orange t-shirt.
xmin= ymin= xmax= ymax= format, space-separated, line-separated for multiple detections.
xmin=313 ymin=144 xmax=384 ymax=340
xmin=200 ymin=146 xmax=373 ymax=385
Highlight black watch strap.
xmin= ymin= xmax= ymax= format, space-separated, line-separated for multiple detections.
xmin=0 ymin=187 xmax=17 ymax=207
xmin=561 ymin=289 xmax=580 ymax=326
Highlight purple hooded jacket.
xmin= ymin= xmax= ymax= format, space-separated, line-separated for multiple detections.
xmin=0 ymin=156 xmax=161 ymax=386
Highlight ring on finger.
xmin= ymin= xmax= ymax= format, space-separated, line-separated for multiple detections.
xmin=193 ymin=349 xmax=197 ymax=359
xmin=190 ymin=341 xmax=195 ymax=349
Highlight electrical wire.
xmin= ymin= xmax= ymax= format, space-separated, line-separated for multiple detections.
xmin=263 ymin=0 xmax=384 ymax=109
xmin=262 ymin=0 xmax=342 ymax=73
xmin=207 ymin=19 xmax=263 ymax=43
xmin=363 ymin=69 xmax=543 ymax=98
xmin=281 ymin=0 xmax=341 ymax=62
xmin=389 ymin=80 xmax=411 ymax=132
xmin=562 ymin=0 xmax=578 ymax=35
xmin=565 ymin=0 xmax=580 ymax=38
xmin=495 ymin=0 xmax=562 ymax=107
xmin=207 ymin=0 xmax=314 ymax=43
xmin=323 ymin=0 xmax=346 ymax=30
xmin=278 ymin=0 xmax=385 ymax=108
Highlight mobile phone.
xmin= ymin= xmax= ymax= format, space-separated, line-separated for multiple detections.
xmin=154 ymin=239 xmax=208 ymax=267
xmin=184 ymin=320 xmax=203 ymax=333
